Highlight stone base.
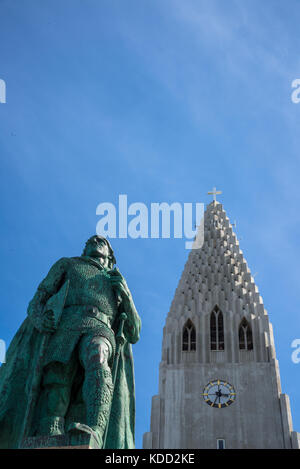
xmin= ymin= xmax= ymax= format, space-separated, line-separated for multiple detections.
xmin=21 ymin=433 xmax=100 ymax=449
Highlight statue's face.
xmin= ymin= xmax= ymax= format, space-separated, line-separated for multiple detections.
xmin=84 ymin=237 xmax=110 ymax=267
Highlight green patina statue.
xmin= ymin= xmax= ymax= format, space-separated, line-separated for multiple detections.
xmin=0 ymin=236 xmax=141 ymax=449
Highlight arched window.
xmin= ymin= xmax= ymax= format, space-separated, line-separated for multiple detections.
xmin=210 ymin=306 xmax=224 ymax=350
xmin=239 ymin=318 xmax=253 ymax=350
xmin=182 ymin=319 xmax=196 ymax=351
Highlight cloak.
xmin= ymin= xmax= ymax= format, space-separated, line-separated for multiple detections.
xmin=0 ymin=315 xmax=137 ymax=449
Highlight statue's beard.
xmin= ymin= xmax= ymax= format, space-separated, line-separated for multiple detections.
xmin=89 ymin=251 xmax=109 ymax=267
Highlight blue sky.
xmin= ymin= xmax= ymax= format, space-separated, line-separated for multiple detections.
xmin=1 ymin=0 xmax=300 ymax=448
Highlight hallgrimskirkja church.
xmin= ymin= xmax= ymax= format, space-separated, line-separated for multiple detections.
xmin=143 ymin=196 xmax=300 ymax=449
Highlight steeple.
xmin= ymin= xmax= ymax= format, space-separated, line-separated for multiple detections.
xmin=167 ymin=200 xmax=269 ymax=365
xmin=173 ymin=200 xmax=264 ymax=309
xmin=143 ymin=200 xmax=300 ymax=449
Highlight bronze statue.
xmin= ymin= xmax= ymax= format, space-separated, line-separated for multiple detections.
xmin=0 ymin=236 xmax=141 ymax=449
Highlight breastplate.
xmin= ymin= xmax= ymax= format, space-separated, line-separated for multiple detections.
xmin=64 ymin=258 xmax=118 ymax=320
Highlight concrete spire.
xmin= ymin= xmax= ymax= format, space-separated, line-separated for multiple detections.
xmin=170 ymin=201 xmax=264 ymax=322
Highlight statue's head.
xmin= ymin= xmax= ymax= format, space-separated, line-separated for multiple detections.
xmin=82 ymin=235 xmax=116 ymax=269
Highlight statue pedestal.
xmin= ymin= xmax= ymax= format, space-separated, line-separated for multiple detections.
xmin=21 ymin=433 xmax=100 ymax=449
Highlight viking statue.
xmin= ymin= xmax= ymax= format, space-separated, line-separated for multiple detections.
xmin=0 ymin=236 xmax=141 ymax=449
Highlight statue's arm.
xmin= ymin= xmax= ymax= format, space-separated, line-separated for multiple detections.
xmin=27 ymin=257 xmax=68 ymax=332
xmin=110 ymin=271 xmax=141 ymax=344
xmin=120 ymin=292 xmax=141 ymax=344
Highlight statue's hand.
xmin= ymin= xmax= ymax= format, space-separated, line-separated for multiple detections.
xmin=42 ymin=310 xmax=57 ymax=333
xmin=31 ymin=310 xmax=56 ymax=334
xmin=109 ymin=269 xmax=131 ymax=301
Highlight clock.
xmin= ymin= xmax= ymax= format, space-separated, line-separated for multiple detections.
xmin=201 ymin=380 xmax=236 ymax=408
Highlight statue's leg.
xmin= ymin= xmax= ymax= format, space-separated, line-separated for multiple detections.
xmin=68 ymin=334 xmax=113 ymax=448
xmin=37 ymin=357 xmax=77 ymax=436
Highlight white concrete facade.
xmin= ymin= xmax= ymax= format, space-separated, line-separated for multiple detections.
xmin=143 ymin=201 xmax=299 ymax=449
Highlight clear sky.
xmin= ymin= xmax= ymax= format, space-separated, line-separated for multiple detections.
xmin=1 ymin=0 xmax=300 ymax=448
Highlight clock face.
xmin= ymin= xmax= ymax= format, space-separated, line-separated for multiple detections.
xmin=202 ymin=380 xmax=236 ymax=408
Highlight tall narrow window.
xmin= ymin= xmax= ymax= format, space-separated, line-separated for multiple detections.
xmin=182 ymin=319 xmax=196 ymax=351
xmin=217 ymin=439 xmax=226 ymax=449
xmin=210 ymin=306 xmax=224 ymax=350
xmin=239 ymin=318 xmax=253 ymax=350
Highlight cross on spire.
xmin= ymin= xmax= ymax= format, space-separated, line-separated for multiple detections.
xmin=208 ymin=186 xmax=222 ymax=202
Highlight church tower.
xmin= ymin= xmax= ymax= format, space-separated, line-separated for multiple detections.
xmin=143 ymin=196 xmax=299 ymax=449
